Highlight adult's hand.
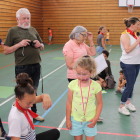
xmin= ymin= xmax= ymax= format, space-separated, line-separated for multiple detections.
xmin=87 ymin=32 xmax=93 ymax=42
xmin=1 ymin=42 xmax=4 ymax=47
xmin=19 ymin=39 xmax=30 ymax=47
xmin=136 ymin=36 xmax=140 ymax=44
xmin=33 ymin=40 xmax=41 ymax=48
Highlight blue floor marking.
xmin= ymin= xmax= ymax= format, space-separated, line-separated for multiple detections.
xmin=34 ymin=88 xmax=68 ymax=125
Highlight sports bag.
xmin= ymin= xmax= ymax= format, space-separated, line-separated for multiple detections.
xmin=105 ymin=75 xmax=115 ymax=89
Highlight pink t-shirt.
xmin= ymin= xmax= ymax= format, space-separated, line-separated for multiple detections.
xmin=63 ymin=39 xmax=89 ymax=79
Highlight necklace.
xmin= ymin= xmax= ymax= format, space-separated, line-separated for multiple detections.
xmin=80 ymin=79 xmax=91 ymax=121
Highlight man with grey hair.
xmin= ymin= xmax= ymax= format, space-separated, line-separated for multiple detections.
xmin=3 ymin=8 xmax=44 ymax=121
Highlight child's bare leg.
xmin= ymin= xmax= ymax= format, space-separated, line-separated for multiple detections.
xmin=86 ymin=136 xmax=95 ymax=140
xmin=74 ymin=135 xmax=83 ymax=140
xmin=108 ymin=41 xmax=111 ymax=45
xmin=117 ymin=87 xmax=121 ymax=91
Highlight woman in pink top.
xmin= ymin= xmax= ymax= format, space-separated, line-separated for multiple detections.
xmin=63 ymin=26 xmax=96 ymax=82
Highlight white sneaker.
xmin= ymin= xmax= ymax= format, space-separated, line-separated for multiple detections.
xmin=125 ymin=103 xmax=136 ymax=111
xmin=118 ymin=106 xmax=130 ymax=115
xmin=34 ymin=116 xmax=44 ymax=121
xmin=97 ymin=116 xmax=103 ymax=122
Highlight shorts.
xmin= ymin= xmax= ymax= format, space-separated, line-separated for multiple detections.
xmin=49 ymin=36 xmax=52 ymax=41
xmin=69 ymin=116 xmax=97 ymax=137
xmin=96 ymin=46 xmax=104 ymax=55
xmin=106 ymin=39 xmax=109 ymax=41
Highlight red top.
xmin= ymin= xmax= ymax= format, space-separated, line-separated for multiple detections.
xmin=49 ymin=30 xmax=52 ymax=36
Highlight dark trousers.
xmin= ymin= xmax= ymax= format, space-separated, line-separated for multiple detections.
xmin=15 ymin=63 xmax=41 ymax=113
xmin=0 ymin=118 xmax=6 ymax=136
xmin=36 ymin=129 xmax=60 ymax=140
xmin=120 ymin=61 xmax=140 ymax=104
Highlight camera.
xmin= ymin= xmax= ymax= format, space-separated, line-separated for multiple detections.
xmin=28 ymin=41 xmax=36 ymax=47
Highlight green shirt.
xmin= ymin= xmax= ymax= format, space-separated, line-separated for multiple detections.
xmin=4 ymin=26 xmax=43 ymax=66
xmin=68 ymin=79 xmax=102 ymax=122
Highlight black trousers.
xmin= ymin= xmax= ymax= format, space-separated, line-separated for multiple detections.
xmin=0 ymin=118 xmax=5 ymax=135
xmin=36 ymin=129 xmax=60 ymax=140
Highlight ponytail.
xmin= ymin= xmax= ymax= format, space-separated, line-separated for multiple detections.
xmin=124 ymin=17 xmax=139 ymax=28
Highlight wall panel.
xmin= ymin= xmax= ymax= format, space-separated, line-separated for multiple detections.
xmin=42 ymin=0 xmax=140 ymax=45
xmin=0 ymin=0 xmax=140 ymax=53
xmin=0 ymin=0 xmax=42 ymax=53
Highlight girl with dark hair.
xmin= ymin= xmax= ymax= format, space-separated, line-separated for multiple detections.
xmin=118 ymin=17 xmax=140 ymax=115
xmin=8 ymin=73 xmax=60 ymax=140
xmin=96 ymin=26 xmax=107 ymax=55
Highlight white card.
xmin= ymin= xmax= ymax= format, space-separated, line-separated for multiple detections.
xmin=94 ymin=54 xmax=108 ymax=75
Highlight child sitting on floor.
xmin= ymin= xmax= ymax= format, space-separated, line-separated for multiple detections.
xmin=116 ymin=70 xmax=126 ymax=94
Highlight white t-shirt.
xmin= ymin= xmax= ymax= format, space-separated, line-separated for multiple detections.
xmin=120 ymin=33 xmax=140 ymax=64
xmin=8 ymin=103 xmax=35 ymax=140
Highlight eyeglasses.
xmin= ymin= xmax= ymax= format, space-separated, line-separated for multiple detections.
xmin=76 ymin=73 xmax=88 ymax=77
xmin=80 ymin=33 xmax=87 ymax=37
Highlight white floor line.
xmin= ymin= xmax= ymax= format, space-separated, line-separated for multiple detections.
xmin=39 ymin=63 xmax=66 ymax=81
xmin=109 ymin=49 xmax=111 ymax=53
xmin=0 ymin=63 xmax=66 ymax=107
xmin=0 ymin=95 xmax=15 ymax=107
xmin=57 ymin=116 xmax=66 ymax=131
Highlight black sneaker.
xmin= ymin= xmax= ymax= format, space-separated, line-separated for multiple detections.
xmin=5 ymin=136 xmax=11 ymax=140
xmin=1 ymin=130 xmax=7 ymax=137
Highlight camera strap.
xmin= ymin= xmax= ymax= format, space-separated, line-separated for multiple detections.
xmin=22 ymin=47 xmax=24 ymax=56
xmin=40 ymin=65 xmax=43 ymax=93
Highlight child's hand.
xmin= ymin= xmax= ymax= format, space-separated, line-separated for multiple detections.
xmin=119 ymin=78 xmax=122 ymax=81
xmin=42 ymin=94 xmax=52 ymax=110
xmin=122 ymin=80 xmax=127 ymax=84
xmin=66 ymin=120 xmax=72 ymax=130
xmin=87 ymin=118 xmax=97 ymax=128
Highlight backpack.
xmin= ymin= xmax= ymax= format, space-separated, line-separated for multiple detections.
xmin=105 ymin=75 xmax=116 ymax=89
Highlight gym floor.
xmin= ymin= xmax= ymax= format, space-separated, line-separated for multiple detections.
xmin=0 ymin=44 xmax=140 ymax=140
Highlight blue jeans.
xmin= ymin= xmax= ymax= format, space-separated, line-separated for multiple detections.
xmin=120 ymin=62 xmax=140 ymax=104
xmin=15 ymin=63 xmax=41 ymax=113
xmin=96 ymin=46 xmax=104 ymax=55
